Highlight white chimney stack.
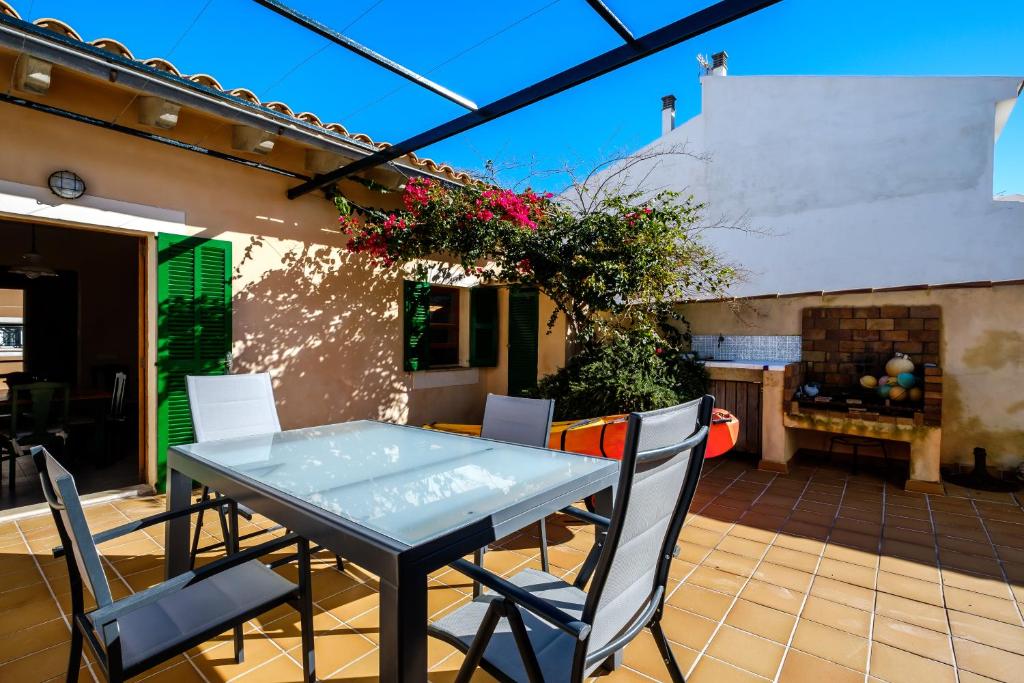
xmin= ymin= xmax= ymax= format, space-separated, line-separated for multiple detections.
xmin=711 ymin=51 xmax=728 ymax=77
xmin=661 ymin=94 xmax=676 ymax=136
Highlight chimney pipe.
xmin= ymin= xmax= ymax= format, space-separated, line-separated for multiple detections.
xmin=661 ymin=94 xmax=676 ymax=135
xmin=711 ymin=51 xmax=728 ymax=77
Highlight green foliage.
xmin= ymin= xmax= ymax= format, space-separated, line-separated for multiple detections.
xmin=533 ymin=328 xmax=710 ymax=420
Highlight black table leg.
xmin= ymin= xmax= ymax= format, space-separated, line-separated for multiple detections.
xmin=379 ymin=565 xmax=428 ymax=683
xmin=164 ymin=465 xmax=193 ymax=578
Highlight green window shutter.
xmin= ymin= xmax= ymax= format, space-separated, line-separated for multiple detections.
xmin=507 ymin=287 xmax=539 ymax=396
xmin=403 ymin=280 xmax=431 ymax=371
xmin=469 ymin=287 xmax=499 ymax=367
xmin=156 ymin=234 xmax=232 ymax=491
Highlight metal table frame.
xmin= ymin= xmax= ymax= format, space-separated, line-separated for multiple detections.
xmin=163 ymin=422 xmax=618 ymax=683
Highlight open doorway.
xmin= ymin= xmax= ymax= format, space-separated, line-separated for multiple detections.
xmin=0 ymin=221 xmax=144 ymax=511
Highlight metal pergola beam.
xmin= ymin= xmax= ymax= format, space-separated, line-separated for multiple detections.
xmin=585 ymin=0 xmax=636 ymax=44
xmin=287 ymin=0 xmax=780 ymax=199
xmin=252 ymin=0 xmax=477 ymax=111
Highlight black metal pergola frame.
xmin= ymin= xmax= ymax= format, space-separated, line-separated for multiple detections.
xmin=252 ymin=0 xmax=782 ymax=199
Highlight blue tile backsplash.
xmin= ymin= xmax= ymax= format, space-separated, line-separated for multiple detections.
xmin=691 ymin=335 xmax=802 ymax=363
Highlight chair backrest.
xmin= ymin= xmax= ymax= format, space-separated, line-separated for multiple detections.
xmin=109 ymin=371 xmax=128 ymax=420
xmin=33 ymin=448 xmax=114 ymax=610
xmin=480 ymin=394 xmax=554 ymax=448
xmin=576 ymin=395 xmax=713 ymax=674
xmin=186 ymin=373 xmax=281 ymax=442
xmin=12 ymin=381 xmax=69 ymax=436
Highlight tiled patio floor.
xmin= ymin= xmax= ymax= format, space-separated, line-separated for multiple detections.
xmin=1 ymin=455 xmax=1023 ymax=682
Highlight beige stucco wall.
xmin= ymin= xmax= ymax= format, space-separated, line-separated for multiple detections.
xmin=0 ymin=51 xmax=567 ymax=484
xmin=677 ymin=284 xmax=1024 ymax=468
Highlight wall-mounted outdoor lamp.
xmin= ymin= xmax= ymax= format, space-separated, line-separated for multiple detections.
xmin=48 ymin=170 xmax=86 ymax=200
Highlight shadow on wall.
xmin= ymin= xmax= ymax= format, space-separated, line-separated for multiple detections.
xmin=230 ymin=236 xmax=408 ymax=429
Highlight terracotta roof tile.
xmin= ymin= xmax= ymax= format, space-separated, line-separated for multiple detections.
xmin=0 ymin=0 xmax=473 ymax=184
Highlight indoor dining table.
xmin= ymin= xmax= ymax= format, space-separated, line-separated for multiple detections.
xmin=164 ymin=419 xmax=619 ymax=683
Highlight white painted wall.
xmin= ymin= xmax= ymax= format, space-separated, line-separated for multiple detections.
xmin=597 ymin=75 xmax=1024 ymax=296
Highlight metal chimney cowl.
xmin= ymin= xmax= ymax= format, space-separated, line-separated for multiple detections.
xmin=711 ymin=51 xmax=728 ymax=77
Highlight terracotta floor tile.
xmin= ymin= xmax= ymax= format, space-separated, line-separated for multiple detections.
xmin=872 ymin=615 xmax=953 ymax=664
xmin=878 ymin=555 xmax=941 ymax=583
xmin=942 ymin=567 xmax=1015 ymax=599
xmin=875 ymin=592 xmax=950 ymax=633
xmin=823 ymin=542 xmax=879 ymax=569
xmin=948 ymin=609 xmax=1024 ymax=653
xmin=801 ymin=595 xmax=872 ymax=637
xmin=667 ymin=582 xmax=734 ymax=621
xmin=687 ymin=565 xmax=748 ymax=595
xmin=876 ymin=570 xmax=945 ymax=606
xmin=944 ymin=586 xmax=1022 ymax=625
xmin=702 ymin=550 xmax=760 ymax=579
xmin=752 ymin=562 xmax=814 ymax=592
xmin=724 ymin=598 xmax=797 ymax=643
xmin=135 ymin=660 xmax=207 ymax=682
xmin=940 ymin=549 xmax=1004 ymax=578
xmin=778 ymin=649 xmax=863 ymax=683
xmin=0 ymin=616 xmax=69 ymax=665
xmin=717 ymin=535 xmax=769 ymax=560
xmin=739 ymin=579 xmax=807 ymax=615
xmin=687 ymin=654 xmax=769 ymax=683
xmin=810 ymin=575 xmax=874 ymax=611
xmin=774 ymin=531 xmax=827 ymax=556
xmin=869 ymin=641 xmax=957 ymax=683
xmin=0 ymin=582 xmax=62 ymax=636
xmin=660 ymin=604 xmax=719 ymax=650
xmin=792 ymin=618 xmax=869 ymax=671
xmin=952 ymin=637 xmax=1024 ymax=683
xmin=765 ymin=545 xmax=820 ymax=573
xmin=705 ymin=625 xmax=785 ymax=679
xmin=817 ymin=557 xmax=878 ymax=589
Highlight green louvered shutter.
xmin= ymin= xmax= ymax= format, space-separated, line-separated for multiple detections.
xmin=469 ymin=287 xmax=499 ymax=367
xmin=156 ymin=234 xmax=232 ymax=491
xmin=507 ymin=287 xmax=539 ymax=396
xmin=403 ymin=280 xmax=431 ymax=371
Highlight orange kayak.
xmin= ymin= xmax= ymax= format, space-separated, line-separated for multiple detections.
xmin=425 ymin=408 xmax=739 ymax=459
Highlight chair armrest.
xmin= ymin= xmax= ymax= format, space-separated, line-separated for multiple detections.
xmin=450 ymin=558 xmax=591 ymax=641
xmin=187 ymin=532 xmax=302 ymax=585
xmin=88 ymin=533 xmax=302 ymax=627
xmin=560 ymin=505 xmax=610 ymax=529
xmin=53 ymin=497 xmax=227 ymax=558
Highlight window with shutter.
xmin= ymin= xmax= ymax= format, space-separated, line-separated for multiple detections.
xmin=507 ymin=287 xmax=539 ymax=396
xmin=156 ymin=234 xmax=232 ymax=491
xmin=469 ymin=287 xmax=498 ymax=367
xmin=403 ymin=279 xmax=431 ymax=371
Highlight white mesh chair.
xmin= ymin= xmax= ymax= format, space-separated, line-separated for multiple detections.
xmin=430 ymin=395 xmax=713 ymax=683
xmin=36 ymin=447 xmax=316 ymax=683
xmin=186 ymin=374 xmax=344 ymax=574
xmin=476 ymin=394 xmax=555 ymax=595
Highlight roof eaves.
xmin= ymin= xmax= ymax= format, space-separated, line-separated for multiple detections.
xmin=0 ymin=1 xmax=474 ymax=186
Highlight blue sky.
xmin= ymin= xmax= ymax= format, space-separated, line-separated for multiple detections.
xmin=20 ymin=0 xmax=1024 ymax=193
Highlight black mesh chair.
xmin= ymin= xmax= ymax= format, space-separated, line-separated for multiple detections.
xmin=430 ymin=395 xmax=713 ymax=683
xmin=34 ymin=447 xmax=316 ymax=683
xmin=474 ymin=394 xmax=556 ymax=596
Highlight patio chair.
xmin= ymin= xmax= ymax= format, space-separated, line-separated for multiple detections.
xmin=186 ymin=373 xmax=344 ymax=572
xmin=475 ymin=394 xmax=555 ymax=596
xmin=0 ymin=381 xmax=70 ymax=495
xmin=36 ymin=447 xmax=316 ymax=683
xmin=430 ymin=395 xmax=713 ymax=683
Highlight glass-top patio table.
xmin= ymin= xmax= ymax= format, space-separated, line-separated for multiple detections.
xmin=164 ymin=420 xmax=619 ymax=683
